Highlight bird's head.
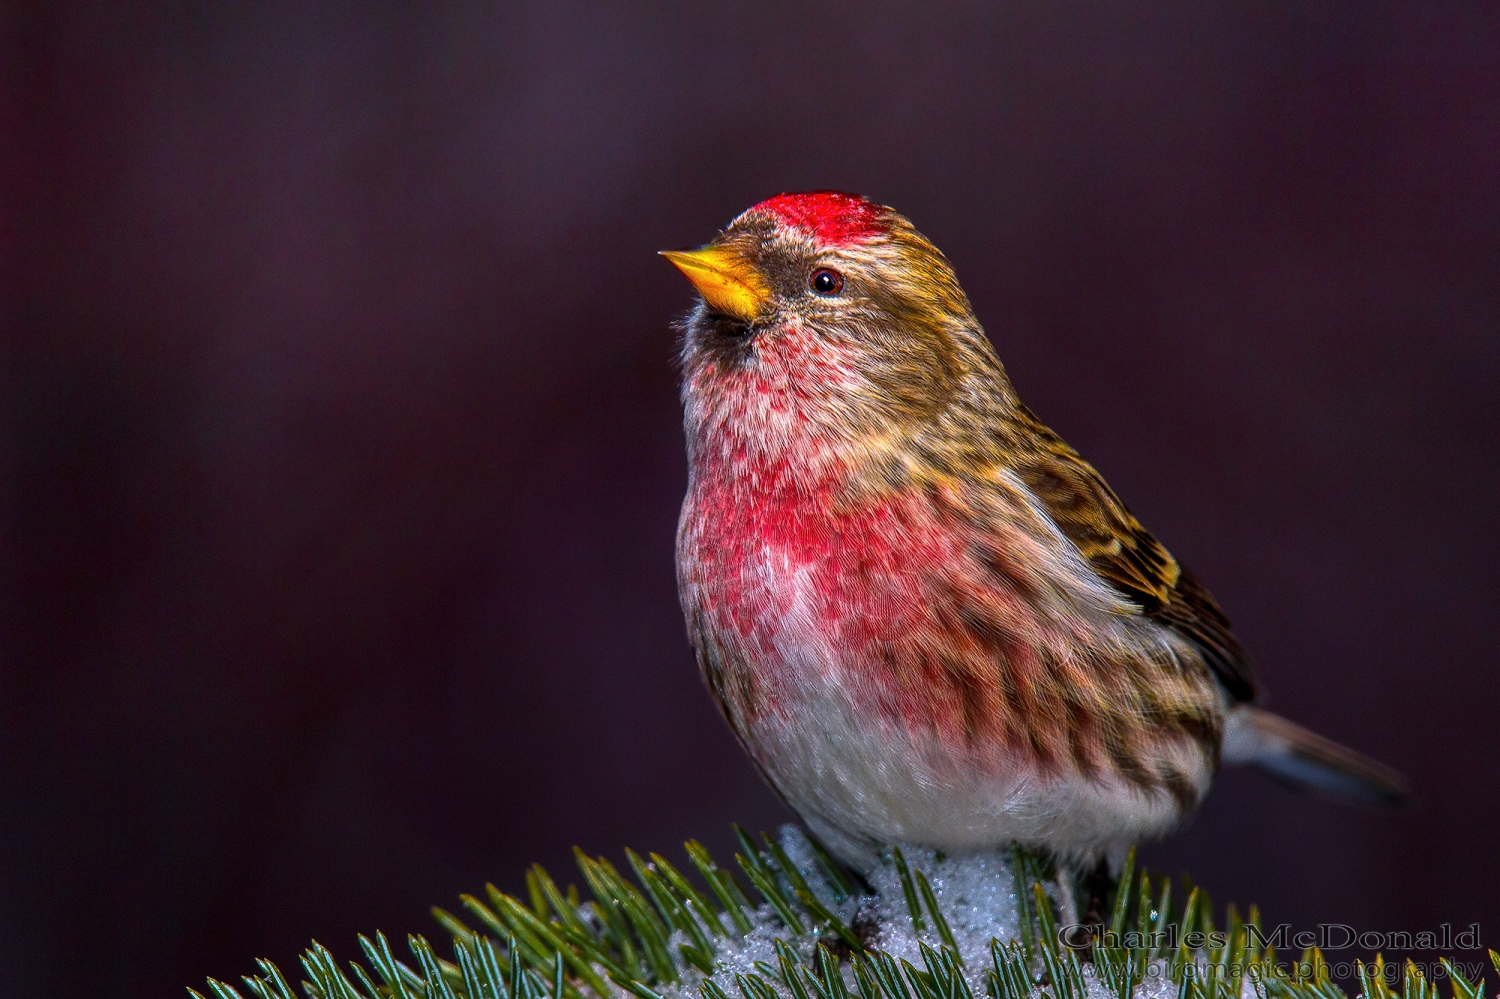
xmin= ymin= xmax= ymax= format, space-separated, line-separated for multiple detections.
xmin=664 ymin=192 xmax=1006 ymax=475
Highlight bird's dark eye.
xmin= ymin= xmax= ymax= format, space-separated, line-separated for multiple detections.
xmin=809 ymin=268 xmax=844 ymax=296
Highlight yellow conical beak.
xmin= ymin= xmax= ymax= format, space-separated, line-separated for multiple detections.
xmin=659 ymin=245 xmax=770 ymax=323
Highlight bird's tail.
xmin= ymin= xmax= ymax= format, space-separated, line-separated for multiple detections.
xmin=1221 ymin=705 xmax=1411 ymax=808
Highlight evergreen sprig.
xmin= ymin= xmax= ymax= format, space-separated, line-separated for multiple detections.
xmin=193 ymin=829 xmax=1497 ymax=999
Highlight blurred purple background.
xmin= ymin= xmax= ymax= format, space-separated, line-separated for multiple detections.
xmin=4 ymin=3 xmax=1498 ymax=995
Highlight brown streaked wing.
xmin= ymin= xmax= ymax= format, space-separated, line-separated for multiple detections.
xmin=1005 ymin=406 xmax=1259 ymax=703
xmin=1150 ymin=566 xmax=1257 ymax=703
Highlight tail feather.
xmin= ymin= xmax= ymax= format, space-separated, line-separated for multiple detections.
xmin=1222 ymin=706 xmax=1412 ymax=808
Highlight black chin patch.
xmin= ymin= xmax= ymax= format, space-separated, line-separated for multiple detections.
xmin=706 ymin=312 xmax=754 ymax=340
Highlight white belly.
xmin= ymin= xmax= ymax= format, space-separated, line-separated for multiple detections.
xmin=743 ymin=669 xmax=1213 ymax=869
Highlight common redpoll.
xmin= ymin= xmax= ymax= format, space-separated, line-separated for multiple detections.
xmin=664 ymin=192 xmax=1408 ymax=875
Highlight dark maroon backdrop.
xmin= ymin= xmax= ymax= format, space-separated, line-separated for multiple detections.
xmin=4 ymin=4 xmax=1498 ymax=996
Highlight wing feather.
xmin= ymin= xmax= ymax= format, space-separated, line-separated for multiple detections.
xmin=1005 ymin=406 xmax=1259 ymax=703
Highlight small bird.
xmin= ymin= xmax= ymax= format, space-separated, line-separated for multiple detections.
xmin=663 ymin=192 xmax=1408 ymax=878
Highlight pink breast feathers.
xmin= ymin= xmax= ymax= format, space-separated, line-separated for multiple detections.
xmin=686 ymin=479 xmax=1031 ymax=751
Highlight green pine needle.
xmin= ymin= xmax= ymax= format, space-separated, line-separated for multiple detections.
xmin=914 ymin=870 xmax=959 ymax=958
xmin=892 ymin=846 xmax=925 ymax=934
xmin=191 ymin=825 xmax=1482 ymax=999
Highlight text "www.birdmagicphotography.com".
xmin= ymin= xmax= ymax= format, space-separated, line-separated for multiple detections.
xmin=1057 ymin=923 xmax=1487 ymax=981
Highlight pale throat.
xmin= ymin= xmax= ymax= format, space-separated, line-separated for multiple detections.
xmin=685 ymin=387 xmax=889 ymax=502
